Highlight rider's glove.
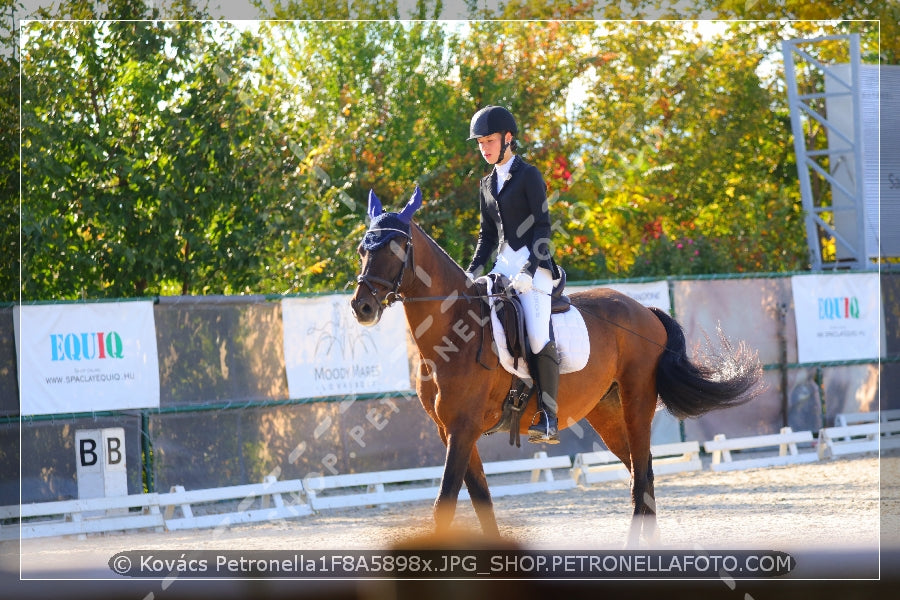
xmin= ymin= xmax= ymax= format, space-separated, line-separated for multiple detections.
xmin=511 ymin=271 xmax=533 ymax=294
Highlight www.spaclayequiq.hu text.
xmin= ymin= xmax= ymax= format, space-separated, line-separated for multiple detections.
xmin=110 ymin=550 xmax=794 ymax=579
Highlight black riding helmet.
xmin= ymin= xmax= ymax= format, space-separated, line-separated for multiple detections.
xmin=468 ymin=106 xmax=518 ymax=165
xmin=468 ymin=105 xmax=518 ymax=139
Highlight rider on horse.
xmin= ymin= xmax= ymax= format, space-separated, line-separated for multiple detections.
xmin=464 ymin=106 xmax=561 ymax=444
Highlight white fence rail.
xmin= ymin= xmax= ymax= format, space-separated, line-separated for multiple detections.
xmin=817 ymin=409 xmax=900 ymax=458
xmin=1 ymin=452 xmax=572 ymax=540
xmin=5 ymin=416 xmax=895 ymax=540
xmin=703 ymin=427 xmax=818 ymax=472
xmin=570 ymin=441 xmax=702 ymax=484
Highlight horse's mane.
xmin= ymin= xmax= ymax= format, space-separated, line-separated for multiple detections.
xmin=412 ymin=221 xmax=468 ymax=279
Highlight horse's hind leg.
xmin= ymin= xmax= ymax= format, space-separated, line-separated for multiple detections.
xmin=584 ymin=384 xmax=658 ymax=547
xmin=463 ymin=446 xmax=500 ymax=537
xmin=637 ymin=454 xmax=658 ymax=543
xmin=621 ymin=381 xmax=661 ymax=547
xmin=624 ymin=448 xmax=655 ymax=546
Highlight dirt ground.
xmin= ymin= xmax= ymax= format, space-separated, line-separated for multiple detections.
xmin=3 ymin=450 xmax=896 ymax=587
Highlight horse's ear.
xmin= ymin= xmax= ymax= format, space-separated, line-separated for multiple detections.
xmin=398 ymin=186 xmax=422 ymax=223
xmin=367 ymin=189 xmax=383 ymax=219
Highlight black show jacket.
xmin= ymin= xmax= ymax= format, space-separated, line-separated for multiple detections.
xmin=467 ymin=155 xmax=554 ymax=277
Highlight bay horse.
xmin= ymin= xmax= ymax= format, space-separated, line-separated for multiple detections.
xmin=349 ymin=187 xmax=762 ymax=546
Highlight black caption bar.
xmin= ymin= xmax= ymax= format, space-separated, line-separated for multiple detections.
xmin=109 ymin=549 xmax=794 ymax=579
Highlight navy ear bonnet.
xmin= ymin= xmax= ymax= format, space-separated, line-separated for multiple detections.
xmin=360 ymin=213 xmax=411 ymax=251
xmin=360 ymin=186 xmax=421 ymax=251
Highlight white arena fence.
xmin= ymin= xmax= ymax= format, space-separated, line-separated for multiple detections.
xmin=3 ymin=413 xmax=896 ymax=541
xmin=2 ymin=272 xmax=896 ymax=536
xmin=2 ymin=271 xmax=897 ymax=510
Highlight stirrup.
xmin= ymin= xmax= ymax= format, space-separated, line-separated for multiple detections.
xmin=527 ymin=410 xmax=559 ymax=444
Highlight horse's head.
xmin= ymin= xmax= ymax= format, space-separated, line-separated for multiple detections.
xmin=350 ymin=186 xmax=422 ymax=326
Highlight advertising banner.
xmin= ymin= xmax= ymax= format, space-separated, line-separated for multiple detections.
xmin=568 ymin=280 xmax=671 ymax=312
xmin=14 ymin=301 xmax=160 ymax=416
xmin=604 ymin=279 xmax=672 ymax=311
xmin=282 ymin=295 xmax=412 ymax=399
xmin=791 ymin=273 xmax=881 ymax=363
xmin=571 ymin=279 xmax=677 ymax=443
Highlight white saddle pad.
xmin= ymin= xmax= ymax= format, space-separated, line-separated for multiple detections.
xmin=484 ymin=279 xmax=590 ymax=381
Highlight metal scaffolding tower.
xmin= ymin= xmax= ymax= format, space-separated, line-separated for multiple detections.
xmin=782 ymin=33 xmax=878 ymax=271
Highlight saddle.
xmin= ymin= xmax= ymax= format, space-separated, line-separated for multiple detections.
xmin=477 ymin=268 xmax=571 ymax=447
xmin=487 ymin=267 xmax=571 ymax=371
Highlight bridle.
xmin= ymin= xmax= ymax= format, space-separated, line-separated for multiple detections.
xmin=354 ymin=217 xmax=677 ymax=357
xmin=355 ymin=224 xmax=517 ymax=308
xmin=356 ymin=228 xmax=413 ymax=308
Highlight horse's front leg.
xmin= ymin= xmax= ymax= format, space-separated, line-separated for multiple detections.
xmin=433 ymin=424 xmax=482 ymax=534
xmin=463 ymin=446 xmax=499 ymax=537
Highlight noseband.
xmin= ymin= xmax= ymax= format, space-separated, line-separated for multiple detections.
xmin=356 ymin=229 xmax=413 ymax=308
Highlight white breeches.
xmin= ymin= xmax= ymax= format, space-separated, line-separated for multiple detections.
xmin=490 ymin=244 xmax=553 ymax=355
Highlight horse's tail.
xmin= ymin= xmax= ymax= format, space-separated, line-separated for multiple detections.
xmin=650 ymin=307 xmax=763 ymax=420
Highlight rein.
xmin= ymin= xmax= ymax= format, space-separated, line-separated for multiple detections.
xmin=398 ymin=291 xmax=510 ymax=303
xmin=357 ymin=224 xmax=514 ymax=308
xmin=356 ymin=223 xmax=673 ymax=355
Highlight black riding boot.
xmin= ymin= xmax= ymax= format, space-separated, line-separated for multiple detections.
xmin=528 ymin=341 xmax=560 ymax=444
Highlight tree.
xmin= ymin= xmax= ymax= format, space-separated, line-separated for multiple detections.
xmin=523 ymin=22 xmax=805 ymax=275
xmin=249 ymin=18 xmax=467 ymax=294
xmin=20 ymin=11 xmax=306 ymax=298
xmin=14 ymin=0 xmax=886 ymax=302
xmin=0 ymin=0 xmax=21 ymax=302
xmin=649 ymin=0 xmax=894 ymax=65
xmin=459 ymin=4 xmax=888 ymax=277
xmin=18 ymin=4 xmax=461 ymax=299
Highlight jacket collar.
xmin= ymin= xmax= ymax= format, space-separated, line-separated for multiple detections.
xmin=483 ymin=154 xmax=523 ymax=196
xmin=499 ymin=154 xmax=522 ymax=176
xmin=494 ymin=153 xmax=518 ymax=181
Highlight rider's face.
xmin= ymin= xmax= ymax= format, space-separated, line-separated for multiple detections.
xmin=476 ymin=132 xmax=512 ymax=165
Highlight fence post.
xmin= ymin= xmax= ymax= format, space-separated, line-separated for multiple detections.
xmin=777 ymin=301 xmax=789 ymax=428
xmin=141 ymin=410 xmax=154 ymax=493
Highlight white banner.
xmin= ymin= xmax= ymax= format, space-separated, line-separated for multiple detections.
xmin=282 ymin=295 xmax=412 ymax=399
xmin=571 ymin=280 xmax=671 ymax=312
xmin=14 ymin=301 xmax=160 ymax=416
xmin=791 ymin=273 xmax=881 ymax=363
xmin=570 ymin=279 xmax=677 ymax=439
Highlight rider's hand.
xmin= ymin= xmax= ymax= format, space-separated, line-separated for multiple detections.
xmin=511 ymin=271 xmax=533 ymax=294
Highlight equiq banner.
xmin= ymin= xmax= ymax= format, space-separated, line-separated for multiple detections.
xmin=282 ymin=295 xmax=413 ymax=400
xmin=791 ymin=273 xmax=881 ymax=363
xmin=14 ymin=301 xmax=161 ymax=416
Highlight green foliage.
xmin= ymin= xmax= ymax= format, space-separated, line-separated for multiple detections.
xmin=21 ymin=19 xmax=283 ymax=298
xmin=253 ymin=18 xmax=467 ymax=294
xmin=631 ymin=233 xmax=734 ymax=278
xmin=6 ymin=0 xmax=885 ymax=302
xmin=554 ymin=21 xmax=821 ymax=276
xmin=0 ymin=0 xmax=19 ymax=301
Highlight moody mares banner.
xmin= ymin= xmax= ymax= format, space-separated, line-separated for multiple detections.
xmin=791 ymin=273 xmax=881 ymax=363
xmin=14 ymin=301 xmax=160 ymax=416
xmin=281 ymin=295 xmax=412 ymax=399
